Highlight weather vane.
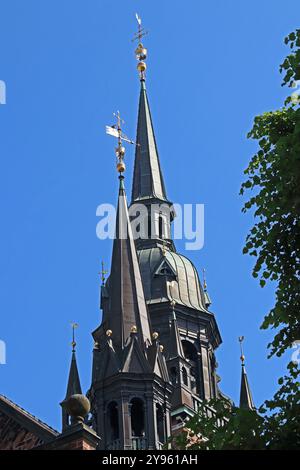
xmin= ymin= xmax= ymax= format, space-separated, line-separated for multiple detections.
xmin=100 ymin=260 xmax=108 ymax=286
xmin=105 ymin=111 xmax=137 ymax=174
xmin=132 ymin=14 xmax=148 ymax=81
xmin=238 ymin=336 xmax=245 ymax=365
xmin=71 ymin=322 xmax=79 ymax=352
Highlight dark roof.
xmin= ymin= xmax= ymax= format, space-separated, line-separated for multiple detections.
xmin=104 ymin=176 xmax=152 ymax=352
xmin=0 ymin=395 xmax=58 ymax=442
xmin=138 ymin=247 xmax=208 ymax=311
xmin=131 ymin=81 xmax=168 ymax=203
xmin=239 ymin=364 xmax=255 ymax=410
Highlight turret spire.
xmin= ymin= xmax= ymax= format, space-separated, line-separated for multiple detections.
xmin=131 ymin=15 xmax=168 ymax=204
xmin=103 ymin=118 xmax=152 ymax=352
xmin=65 ymin=323 xmax=82 ymax=398
xmin=238 ymin=336 xmax=255 ymax=410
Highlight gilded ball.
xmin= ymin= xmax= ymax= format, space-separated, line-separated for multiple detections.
xmin=106 ymin=329 xmax=113 ymax=337
xmin=152 ymin=332 xmax=159 ymax=340
xmin=117 ymin=161 xmax=126 ymax=173
xmin=64 ymin=394 xmax=90 ymax=422
xmin=137 ymin=61 xmax=147 ymax=72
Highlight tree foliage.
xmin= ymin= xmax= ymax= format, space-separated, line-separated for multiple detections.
xmin=240 ymin=30 xmax=300 ymax=357
xmin=171 ymin=364 xmax=300 ymax=450
xmin=172 ymin=31 xmax=300 ymax=451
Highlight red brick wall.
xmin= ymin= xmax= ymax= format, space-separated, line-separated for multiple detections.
xmin=0 ymin=412 xmax=44 ymax=450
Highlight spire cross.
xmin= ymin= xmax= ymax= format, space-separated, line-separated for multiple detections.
xmin=132 ymin=14 xmax=148 ymax=81
xmin=238 ymin=336 xmax=245 ymax=365
xmin=132 ymin=13 xmax=148 ymax=43
xmin=71 ymin=322 xmax=79 ymax=352
xmin=100 ymin=260 xmax=108 ymax=286
xmin=105 ymin=111 xmax=137 ymax=174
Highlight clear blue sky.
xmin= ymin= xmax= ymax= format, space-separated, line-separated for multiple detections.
xmin=0 ymin=0 xmax=297 ymax=430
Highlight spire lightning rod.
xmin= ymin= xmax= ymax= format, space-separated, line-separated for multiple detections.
xmin=238 ymin=335 xmax=245 ymax=365
xmin=203 ymin=268 xmax=207 ymax=290
xmin=71 ymin=322 xmax=78 ymax=352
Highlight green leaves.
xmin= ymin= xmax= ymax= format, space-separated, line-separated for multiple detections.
xmin=241 ymin=31 xmax=300 ymax=358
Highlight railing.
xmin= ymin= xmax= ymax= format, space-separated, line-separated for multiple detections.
xmin=131 ymin=437 xmax=147 ymax=450
xmin=106 ymin=439 xmax=121 ymax=450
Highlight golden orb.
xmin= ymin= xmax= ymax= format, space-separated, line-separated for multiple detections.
xmin=115 ymin=146 xmax=125 ymax=157
xmin=137 ymin=61 xmax=147 ymax=73
xmin=106 ymin=329 xmax=112 ymax=337
xmin=159 ymin=345 xmax=164 ymax=352
xmin=240 ymin=355 xmax=245 ymax=363
xmin=117 ymin=161 xmax=126 ymax=173
xmin=131 ymin=325 xmax=137 ymax=333
xmin=135 ymin=44 xmax=147 ymax=60
xmin=152 ymin=332 xmax=159 ymax=340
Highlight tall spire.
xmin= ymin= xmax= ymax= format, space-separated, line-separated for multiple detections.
xmin=238 ymin=336 xmax=255 ymax=410
xmin=104 ymin=115 xmax=152 ymax=352
xmin=65 ymin=323 xmax=82 ymax=399
xmin=131 ymin=15 xmax=168 ymax=203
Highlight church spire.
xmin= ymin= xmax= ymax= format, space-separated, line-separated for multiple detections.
xmin=104 ymin=115 xmax=152 ymax=352
xmin=238 ymin=336 xmax=255 ymax=410
xmin=131 ymin=15 xmax=168 ymax=204
xmin=65 ymin=323 xmax=82 ymax=399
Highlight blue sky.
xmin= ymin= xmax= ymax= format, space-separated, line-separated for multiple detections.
xmin=0 ymin=0 xmax=298 ymax=430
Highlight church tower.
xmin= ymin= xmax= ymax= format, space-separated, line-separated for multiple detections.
xmin=89 ymin=15 xmax=224 ymax=449
xmin=89 ymin=110 xmax=172 ymax=450
xmin=129 ymin=17 xmax=223 ymax=428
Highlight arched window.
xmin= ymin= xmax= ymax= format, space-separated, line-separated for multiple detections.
xmin=158 ymin=215 xmax=163 ymax=239
xmin=182 ymin=340 xmax=200 ymax=394
xmin=107 ymin=401 xmax=119 ymax=441
xmin=148 ymin=215 xmax=152 ymax=239
xmin=182 ymin=366 xmax=188 ymax=386
xmin=130 ymin=398 xmax=145 ymax=437
xmin=170 ymin=367 xmax=177 ymax=385
xmin=156 ymin=404 xmax=165 ymax=444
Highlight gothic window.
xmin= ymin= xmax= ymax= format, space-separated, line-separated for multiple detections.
xmin=182 ymin=366 xmax=188 ymax=386
xmin=148 ymin=215 xmax=152 ymax=239
xmin=156 ymin=403 xmax=165 ymax=444
xmin=182 ymin=340 xmax=199 ymax=394
xmin=130 ymin=398 xmax=145 ymax=437
xmin=170 ymin=367 xmax=177 ymax=385
xmin=107 ymin=401 xmax=119 ymax=441
xmin=159 ymin=215 xmax=163 ymax=239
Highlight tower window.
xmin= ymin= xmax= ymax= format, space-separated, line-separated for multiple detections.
xmin=107 ymin=401 xmax=119 ymax=441
xmin=159 ymin=215 xmax=163 ymax=239
xmin=130 ymin=398 xmax=145 ymax=437
xmin=156 ymin=403 xmax=165 ymax=444
xmin=182 ymin=367 xmax=188 ymax=386
xmin=170 ymin=367 xmax=177 ymax=385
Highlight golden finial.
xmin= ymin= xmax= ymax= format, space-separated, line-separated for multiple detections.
xmin=106 ymin=111 xmax=137 ymax=174
xmin=132 ymin=13 xmax=148 ymax=81
xmin=131 ymin=325 xmax=138 ymax=334
xmin=106 ymin=329 xmax=113 ymax=337
xmin=159 ymin=344 xmax=164 ymax=353
xmin=238 ymin=336 xmax=245 ymax=365
xmin=71 ymin=322 xmax=78 ymax=352
xmin=203 ymin=268 xmax=207 ymax=291
xmin=170 ymin=299 xmax=176 ymax=309
xmin=100 ymin=260 xmax=108 ymax=286
xmin=152 ymin=331 xmax=159 ymax=340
